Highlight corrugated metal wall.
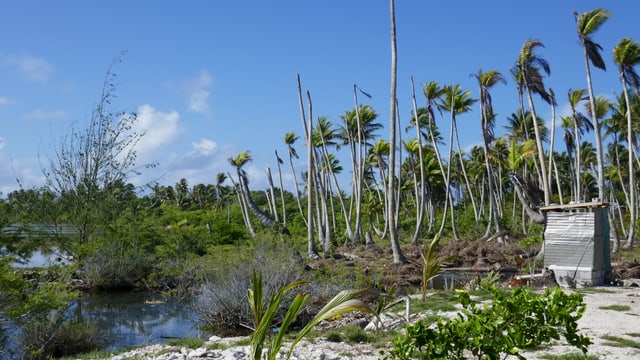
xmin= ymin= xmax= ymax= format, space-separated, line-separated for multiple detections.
xmin=544 ymin=211 xmax=602 ymax=269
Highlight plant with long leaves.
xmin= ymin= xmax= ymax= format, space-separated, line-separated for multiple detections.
xmin=421 ymin=238 xmax=450 ymax=300
xmin=247 ymin=271 xmax=374 ymax=360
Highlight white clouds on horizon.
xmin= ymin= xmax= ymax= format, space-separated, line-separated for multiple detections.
xmin=133 ymin=104 xmax=181 ymax=164
xmin=2 ymin=53 xmax=54 ymax=82
xmin=183 ymin=70 xmax=212 ymax=116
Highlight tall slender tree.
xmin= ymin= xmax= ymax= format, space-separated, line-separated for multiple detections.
xmin=567 ymin=88 xmax=593 ymax=202
xmin=340 ymin=104 xmax=381 ymax=242
xmin=473 ymin=69 xmax=506 ymax=238
xmin=516 ymin=39 xmax=555 ymax=206
xmin=387 ymin=0 xmax=405 ymax=263
xmin=575 ymin=8 xmax=611 ymax=202
xmin=441 ymin=84 xmax=478 ymax=234
xmin=614 ymin=37 xmax=640 ymax=250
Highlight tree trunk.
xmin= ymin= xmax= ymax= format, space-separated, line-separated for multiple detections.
xmin=387 ymin=0 xmax=406 ymax=264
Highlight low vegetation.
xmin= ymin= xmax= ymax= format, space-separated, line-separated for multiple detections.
xmin=384 ymin=287 xmax=592 ymax=360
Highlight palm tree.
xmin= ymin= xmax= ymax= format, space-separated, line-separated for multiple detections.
xmin=387 ymin=0 xmax=406 ymax=264
xmin=516 ymin=39 xmax=555 ymax=206
xmin=274 ymin=150 xmax=286 ymax=225
xmin=284 ymin=132 xmax=306 ymax=225
xmin=561 ymin=116 xmax=578 ymax=201
xmin=296 ymin=75 xmax=319 ymax=258
xmin=228 ymin=151 xmax=278 ymax=233
xmin=340 ymin=104 xmax=382 ymax=241
xmin=567 ymin=89 xmax=593 ymax=202
xmin=613 ymin=37 xmax=640 ymax=250
xmin=367 ymin=139 xmax=390 ymax=238
xmin=575 ymin=7 xmax=610 ymax=202
xmin=408 ymin=77 xmax=428 ymax=244
xmin=472 ymin=69 xmax=506 ymax=238
xmin=420 ymin=81 xmax=448 ymax=241
xmin=441 ymin=84 xmax=478 ymax=239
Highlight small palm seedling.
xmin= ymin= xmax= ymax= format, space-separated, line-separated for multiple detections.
xmin=421 ymin=238 xmax=451 ymax=300
xmin=247 ymin=271 xmax=373 ymax=360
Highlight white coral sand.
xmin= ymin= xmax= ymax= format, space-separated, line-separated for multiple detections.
xmin=97 ymin=286 xmax=640 ymax=360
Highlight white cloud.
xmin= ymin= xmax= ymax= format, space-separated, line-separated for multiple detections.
xmin=2 ymin=53 xmax=54 ymax=82
xmin=189 ymin=138 xmax=218 ymax=157
xmin=0 ymin=137 xmax=5 ymax=151
xmin=183 ymin=70 xmax=212 ymax=115
xmin=134 ymin=104 xmax=181 ymax=163
xmin=0 ymin=97 xmax=14 ymax=106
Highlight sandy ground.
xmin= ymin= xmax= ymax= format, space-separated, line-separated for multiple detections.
xmin=523 ymin=286 xmax=640 ymax=359
xmin=100 ymin=286 xmax=640 ymax=359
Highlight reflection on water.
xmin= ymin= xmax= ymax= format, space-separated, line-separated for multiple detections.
xmin=78 ymin=292 xmax=207 ymax=351
xmin=0 ymin=291 xmax=208 ymax=358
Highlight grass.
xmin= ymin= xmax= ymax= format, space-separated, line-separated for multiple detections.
xmin=230 ymin=338 xmax=251 ymax=347
xmin=601 ymin=335 xmax=640 ymax=349
xmin=61 ymin=350 xmax=120 ymax=359
xmin=165 ymin=337 xmax=205 ymax=348
xmin=538 ymin=352 xmax=599 ymax=359
xmin=598 ymin=304 xmax=631 ymax=311
xmin=323 ymin=325 xmax=371 ymax=344
xmin=576 ymin=287 xmax=616 ymax=294
xmin=615 ymin=242 xmax=640 ymax=262
xmin=207 ymin=342 xmax=228 ymax=350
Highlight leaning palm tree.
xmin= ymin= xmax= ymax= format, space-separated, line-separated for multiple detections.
xmin=614 ymin=37 xmax=640 ymax=250
xmin=516 ymin=39 xmax=555 ymax=206
xmin=575 ymin=7 xmax=611 ymax=202
xmin=228 ymin=151 xmax=282 ymax=234
xmin=473 ymin=69 xmax=506 ymax=239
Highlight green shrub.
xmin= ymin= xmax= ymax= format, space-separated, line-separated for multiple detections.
xmin=385 ymin=286 xmax=592 ymax=360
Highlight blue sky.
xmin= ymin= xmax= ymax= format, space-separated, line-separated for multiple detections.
xmin=0 ymin=1 xmax=638 ymax=196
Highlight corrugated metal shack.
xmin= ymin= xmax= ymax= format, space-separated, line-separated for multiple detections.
xmin=540 ymin=201 xmax=611 ymax=287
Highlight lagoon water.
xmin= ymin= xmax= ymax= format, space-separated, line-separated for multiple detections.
xmin=2 ymin=248 xmax=207 ymax=357
xmin=81 ymin=291 xmax=206 ymax=351
xmin=1 ymin=291 xmax=206 ymax=358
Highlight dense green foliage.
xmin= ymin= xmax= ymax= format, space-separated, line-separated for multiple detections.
xmin=385 ymin=287 xmax=591 ymax=360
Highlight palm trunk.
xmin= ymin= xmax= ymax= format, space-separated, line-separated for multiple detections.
xmin=297 ymin=74 xmax=318 ymax=258
xmin=266 ymin=166 xmax=279 ymax=223
xmin=621 ymin=74 xmax=636 ymax=249
xmin=275 ymin=152 xmax=287 ymax=225
xmin=228 ymin=174 xmax=256 ymax=237
xmin=410 ymin=77 xmax=426 ymax=244
xmin=524 ymin=86 xmax=551 ymax=206
xmin=583 ymin=55 xmax=606 ymax=202
xmin=239 ymin=172 xmax=275 ymax=229
xmin=387 ymin=0 xmax=406 ymax=263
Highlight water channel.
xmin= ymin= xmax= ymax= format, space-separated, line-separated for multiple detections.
xmin=2 ymin=249 xmax=209 ymax=358
xmin=1 ymin=290 xmax=208 ymax=358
